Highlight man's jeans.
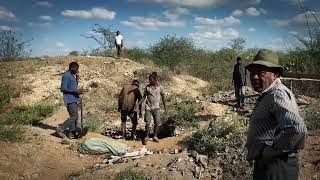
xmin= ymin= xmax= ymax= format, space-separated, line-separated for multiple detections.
xmin=60 ymin=102 xmax=78 ymax=132
xmin=234 ymin=85 xmax=245 ymax=107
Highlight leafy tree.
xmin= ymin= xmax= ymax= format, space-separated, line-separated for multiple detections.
xmin=0 ymin=30 xmax=31 ymax=61
xmin=68 ymin=50 xmax=79 ymax=56
xmin=149 ymin=35 xmax=196 ymax=69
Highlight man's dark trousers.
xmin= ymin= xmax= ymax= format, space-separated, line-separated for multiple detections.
xmin=253 ymin=157 xmax=298 ymax=180
xmin=234 ymin=84 xmax=245 ymax=107
xmin=60 ymin=102 xmax=78 ymax=132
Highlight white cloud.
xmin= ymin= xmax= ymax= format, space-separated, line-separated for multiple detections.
xmin=246 ymin=7 xmax=260 ymax=16
xmin=194 ymin=16 xmax=240 ymax=28
xmin=303 ymin=36 xmax=311 ymax=42
xmin=267 ymin=19 xmax=290 ymax=27
xmin=35 ymin=1 xmax=52 ymax=8
xmin=288 ymin=31 xmax=298 ymax=35
xmin=56 ymin=42 xmax=65 ymax=48
xmin=128 ymin=0 xmax=261 ymax=8
xmin=163 ymin=7 xmax=189 ymax=20
xmin=189 ymin=27 xmax=240 ymax=49
xmin=0 ymin=25 xmax=20 ymax=32
xmin=189 ymin=28 xmax=239 ymax=41
xmin=121 ymin=16 xmax=185 ymax=30
xmin=231 ymin=9 xmax=243 ymax=17
xmin=39 ymin=15 xmax=52 ymax=21
xmin=28 ymin=22 xmax=52 ymax=28
xmin=268 ymin=11 xmax=320 ymax=28
xmin=0 ymin=7 xmax=16 ymax=20
xmin=259 ymin=8 xmax=267 ymax=15
xmin=61 ymin=7 xmax=116 ymax=20
xmin=248 ymin=27 xmax=256 ymax=32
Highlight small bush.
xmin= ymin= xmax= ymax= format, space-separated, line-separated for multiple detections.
xmin=135 ymin=68 xmax=172 ymax=84
xmin=149 ymin=35 xmax=196 ymax=69
xmin=67 ymin=170 xmax=81 ymax=180
xmin=192 ymin=130 xmax=227 ymax=155
xmin=164 ymin=96 xmax=201 ymax=127
xmin=303 ymin=106 xmax=320 ymax=130
xmin=191 ymin=113 xmax=248 ymax=155
xmin=0 ymin=90 xmax=10 ymax=109
xmin=5 ymin=103 xmax=55 ymax=125
xmin=125 ymin=48 xmax=151 ymax=63
xmin=86 ymin=118 xmax=103 ymax=132
xmin=115 ymin=170 xmax=148 ymax=180
xmin=0 ymin=125 xmax=24 ymax=141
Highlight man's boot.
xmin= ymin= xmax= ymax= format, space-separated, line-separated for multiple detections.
xmin=121 ymin=122 xmax=126 ymax=139
xmin=153 ymin=125 xmax=160 ymax=143
xmin=142 ymin=125 xmax=150 ymax=145
xmin=131 ymin=124 xmax=137 ymax=140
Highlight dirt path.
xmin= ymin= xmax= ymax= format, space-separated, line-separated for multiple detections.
xmin=0 ymin=106 xmax=100 ymax=180
xmin=299 ymin=131 xmax=320 ymax=180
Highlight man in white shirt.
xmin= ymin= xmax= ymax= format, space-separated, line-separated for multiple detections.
xmin=114 ymin=31 xmax=124 ymax=59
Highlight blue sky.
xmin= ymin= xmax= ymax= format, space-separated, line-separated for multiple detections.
xmin=0 ymin=0 xmax=319 ymax=56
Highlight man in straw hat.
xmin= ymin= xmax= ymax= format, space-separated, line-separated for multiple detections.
xmin=245 ymin=49 xmax=307 ymax=180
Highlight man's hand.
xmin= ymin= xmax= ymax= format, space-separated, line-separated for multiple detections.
xmin=76 ymin=89 xmax=83 ymax=95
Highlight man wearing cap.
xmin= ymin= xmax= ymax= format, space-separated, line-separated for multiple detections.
xmin=232 ymin=56 xmax=246 ymax=108
xmin=246 ymin=49 xmax=307 ymax=180
xmin=114 ymin=31 xmax=124 ymax=59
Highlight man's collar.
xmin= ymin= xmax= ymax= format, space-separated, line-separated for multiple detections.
xmin=261 ymin=78 xmax=281 ymax=94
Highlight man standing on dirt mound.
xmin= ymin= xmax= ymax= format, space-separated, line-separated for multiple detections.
xmin=118 ymin=80 xmax=142 ymax=140
xmin=114 ymin=30 xmax=123 ymax=59
xmin=246 ymin=49 xmax=307 ymax=180
xmin=232 ymin=56 xmax=246 ymax=108
xmin=56 ymin=62 xmax=83 ymax=139
xmin=136 ymin=72 xmax=166 ymax=145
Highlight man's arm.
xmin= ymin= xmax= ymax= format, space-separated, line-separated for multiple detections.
xmin=60 ymin=74 xmax=82 ymax=95
xmin=134 ymin=88 xmax=143 ymax=115
xmin=135 ymin=87 xmax=147 ymax=110
xmin=160 ymin=87 xmax=166 ymax=111
xmin=118 ymin=87 xmax=124 ymax=112
xmin=270 ymin=89 xmax=307 ymax=151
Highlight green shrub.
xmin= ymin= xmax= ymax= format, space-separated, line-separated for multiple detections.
xmin=67 ymin=170 xmax=81 ymax=180
xmin=303 ymin=106 xmax=320 ymax=130
xmin=135 ymin=68 xmax=172 ymax=84
xmin=0 ymin=125 xmax=24 ymax=141
xmin=208 ymin=113 xmax=248 ymax=138
xmin=164 ymin=96 xmax=201 ymax=127
xmin=125 ymin=48 xmax=151 ymax=62
xmin=5 ymin=103 xmax=55 ymax=125
xmin=0 ymin=90 xmax=10 ymax=109
xmin=149 ymin=35 xmax=196 ymax=69
xmin=191 ymin=113 xmax=248 ymax=155
xmin=192 ymin=129 xmax=227 ymax=154
xmin=115 ymin=170 xmax=148 ymax=180
xmin=86 ymin=118 xmax=103 ymax=132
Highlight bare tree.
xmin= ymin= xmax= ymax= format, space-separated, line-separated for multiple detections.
xmin=0 ymin=30 xmax=31 ymax=61
xmin=228 ymin=38 xmax=246 ymax=55
xmin=81 ymin=24 xmax=115 ymax=54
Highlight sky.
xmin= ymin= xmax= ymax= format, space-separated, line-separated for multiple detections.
xmin=0 ymin=0 xmax=319 ymax=56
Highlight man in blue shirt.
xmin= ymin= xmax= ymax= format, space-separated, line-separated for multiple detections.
xmin=56 ymin=62 xmax=83 ymax=139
